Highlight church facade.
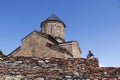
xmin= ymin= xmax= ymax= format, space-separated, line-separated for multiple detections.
xmin=8 ymin=13 xmax=81 ymax=58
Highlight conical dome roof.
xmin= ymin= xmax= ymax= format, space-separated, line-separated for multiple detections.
xmin=46 ymin=13 xmax=62 ymax=22
xmin=41 ymin=13 xmax=66 ymax=27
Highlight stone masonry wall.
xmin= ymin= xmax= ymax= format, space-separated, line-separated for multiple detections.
xmin=10 ymin=31 xmax=71 ymax=58
xmin=0 ymin=57 xmax=120 ymax=80
xmin=59 ymin=41 xmax=81 ymax=58
xmin=41 ymin=21 xmax=65 ymax=40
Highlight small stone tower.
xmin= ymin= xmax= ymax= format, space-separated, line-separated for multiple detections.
xmin=41 ymin=13 xmax=66 ymax=43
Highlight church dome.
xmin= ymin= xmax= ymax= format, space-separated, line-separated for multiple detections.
xmin=41 ymin=13 xmax=66 ymax=27
xmin=46 ymin=13 xmax=62 ymax=21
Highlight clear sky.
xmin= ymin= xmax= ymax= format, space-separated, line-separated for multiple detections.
xmin=0 ymin=0 xmax=120 ymax=67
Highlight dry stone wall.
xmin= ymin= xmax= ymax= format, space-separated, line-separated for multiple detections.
xmin=0 ymin=57 xmax=119 ymax=80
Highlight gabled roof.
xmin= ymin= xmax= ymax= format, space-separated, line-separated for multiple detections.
xmin=21 ymin=30 xmax=59 ymax=45
xmin=8 ymin=30 xmax=60 ymax=57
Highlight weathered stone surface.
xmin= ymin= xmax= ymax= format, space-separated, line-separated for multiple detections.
xmin=0 ymin=57 xmax=119 ymax=79
xmin=8 ymin=30 xmax=81 ymax=58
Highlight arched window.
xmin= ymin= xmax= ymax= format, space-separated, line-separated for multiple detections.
xmin=49 ymin=24 xmax=54 ymax=33
xmin=50 ymin=27 xmax=52 ymax=33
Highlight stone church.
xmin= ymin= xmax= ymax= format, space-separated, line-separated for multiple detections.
xmin=8 ymin=13 xmax=81 ymax=58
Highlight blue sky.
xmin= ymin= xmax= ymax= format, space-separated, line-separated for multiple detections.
xmin=0 ymin=0 xmax=120 ymax=67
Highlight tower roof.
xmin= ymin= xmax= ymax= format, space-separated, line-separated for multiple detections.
xmin=46 ymin=13 xmax=62 ymax=21
xmin=41 ymin=13 xmax=66 ymax=28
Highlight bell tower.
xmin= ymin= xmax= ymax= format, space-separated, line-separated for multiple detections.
xmin=41 ymin=13 xmax=66 ymax=43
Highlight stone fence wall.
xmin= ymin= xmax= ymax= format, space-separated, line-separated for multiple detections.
xmin=0 ymin=57 xmax=119 ymax=80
